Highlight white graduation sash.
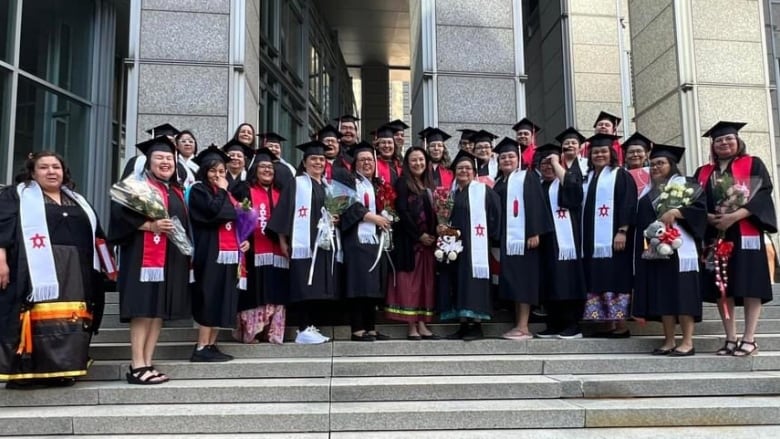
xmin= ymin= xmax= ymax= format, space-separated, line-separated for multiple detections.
xmin=548 ymin=179 xmax=577 ymax=261
xmin=505 ymin=169 xmax=526 ymax=256
xmin=468 ymin=182 xmax=490 ymax=279
xmin=355 ymin=176 xmax=378 ymax=244
xmin=584 ymin=167 xmax=617 ymax=259
xmin=291 ymin=175 xmax=313 ymax=259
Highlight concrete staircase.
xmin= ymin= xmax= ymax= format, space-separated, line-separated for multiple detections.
xmin=3 ymin=288 xmax=780 ymax=437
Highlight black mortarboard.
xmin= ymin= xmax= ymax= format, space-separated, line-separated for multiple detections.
xmin=512 ymin=118 xmax=542 ymax=133
xmin=587 ymin=133 xmax=621 ymax=148
xmin=621 ymin=132 xmax=653 ymax=152
xmin=348 ymin=140 xmax=376 ymax=158
xmin=649 ymin=144 xmax=685 ymax=163
xmin=493 ymin=137 xmax=520 ymax=155
xmin=193 ymin=144 xmax=230 ymax=167
xmin=554 ymin=127 xmax=586 ymax=144
xmin=387 ymin=119 xmax=410 ymax=132
xmin=315 ymin=124 xmax=343 ymax=140
xmin=136 ymin=136 xmax=177 ymax=156
xmin=334 ymin=114 xmax=360 ymax=124
xmin=419 ymin=127 xmax=452 ymax=143
xmin=535 ymin=143 xmax=563 ymax=158
xmin=296 ymin=140 xmax=327 ymax=158
xmin=702 ymin=121 xmax=747 ymax=139
xmin=145 ymin=123 xmax=180 ymax=138
xmin=470 ymin=130 xmax=498 ymax=144
xmin=250 ymin=147 xmax=278 ymax=165
xmin=593 ymin=111 xmax=622 ymax=128
xmin=221 ymin=139 xmax=255 ymax=161
xmin=449 ymin=149 xmax=485 ymax=172
xmin=457 ymin=128 xmax=477 ymax=141
xmin=257 ymin=132 xmax=286 ymax=144
xmin=373 ymin=125 xmax=395 ymax=139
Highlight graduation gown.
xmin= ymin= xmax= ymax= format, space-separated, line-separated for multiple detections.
xmin=0 ymin=188 xmax=105 ymax=380
xmin=340 ymin=180 xmax=386 ymax=300
xmin=694 ymin=156 xmax=777 ymax=304
xmin=226 ymin=170 xmax=247 ymax=191
xmin=540 ymin=171 xmax=587 ymax=302
xmin=267 ymin=176 xmax=340 ymax=303
xmin=273 ymin=160 xmax=295 ymax=192
xmin=188 ymin=183 xmax=239 ymax=328
xmin=632 ymin=177 xmax=706 ymax=320
xmin=493 ymin=171 xmax=553 ymax=305
xmin=431 ymin=164 xmax=454 ymax=189
xmin=108 ymin=178 xmax=191 ymax=322
xmin=391 ymin=179 xmax=437 ymax=272
xmin=581 ymin=166 xmax=637 ymax=293
xmin=231 ymin=182 xmax=289 ymax=308
xmin=437 ymin=182 xmax=501 ymax=320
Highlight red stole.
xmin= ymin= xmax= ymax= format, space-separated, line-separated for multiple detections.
xmin=433 ymin=164 xmax=454 ymax=189
xmin=249 ymin=185 xmax=286 ymax=267
xmin=140 ymin=178 xmax=185 ymax=282
xmin=697 ymin=156 xmax=760 ymax=248
xmin=522 ymin=144 xmax=536 ymax=169
xmin=216 ymin=188 xmax=239 ymax=264
xmin=376 ymin=158 xmax=401 ymax=184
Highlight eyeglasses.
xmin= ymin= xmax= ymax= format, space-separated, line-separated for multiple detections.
xmin=649 ymin=161 xmax=669 ymax=169
xmin=455 ymin=166 xmax=474 ymax=171
xmin=626 ymin=150 xmax=645 ymax=156
xmin=256 ymin=164 xmax=274 ymax=170
xmin=356 ymin=158 xmax=375 ymax=163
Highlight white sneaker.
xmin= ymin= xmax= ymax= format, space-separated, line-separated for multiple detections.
xmin=295 ymin=326 xmax=330 ymax=344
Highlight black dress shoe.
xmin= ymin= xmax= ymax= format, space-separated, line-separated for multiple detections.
xmin=372 ymin=332 xmax=391 ymax=341
xmin=606 ymin=329 xmax=631 ymax=339
xmin=421 ymin=333 xmax=441 ymax=340
xmin=669 ymin=347 xmax=695 ymax=357
xmin=447 ymin=323 xmax=469 ymax=340
xmin=406 ymin=334 xmax=422 ymax=341
xmin=462 ymin=324 xmax=484 ymax=341
xmin=351 ymin=333 xmax=376 ymax=342
xmin=651 ymin=346 xmax=675 ymax=356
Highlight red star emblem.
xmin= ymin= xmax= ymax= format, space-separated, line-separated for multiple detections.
xmin=556 ymin=208 xmax=567 ymax=219
xmin=298 ymin=205 xmax=308 ymax=218
xmin=598 ymin=204 xmax=610 ymax=217
xmin=30 ymin=233 xmax=47 ymax=249
xmin=474 ymin=224 xmax=485 ymax=237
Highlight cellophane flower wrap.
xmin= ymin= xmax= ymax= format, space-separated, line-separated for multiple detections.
xmin=235 ymin=198 xmax=259 ymax=244
xmin=433 ymin=187 xmax=454 ymax=225
xmin=375 ymin=178 xmax=398 ymax=251
xmin=110 ymin=177 xmax=193 ymax=256
xmin=641 ymin=177 xmax=702 ymax=260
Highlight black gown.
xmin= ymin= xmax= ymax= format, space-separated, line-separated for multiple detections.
xmin=632 ymin=177 xmax=707 ymax=321
xmin=273 ymin=161 xmax=295 ymax=192
xmin=539 ymin=170 xmax=587 ymax=303
xmin=493 ymin=171 xmax=552 ymax=305
xmin=340 ymin=182 xmax=386 ymax=300
xmin=0 ymin=188 xmax=105 ymax=381
xmin=267 ymin=176 xmax=340 ymax=303
xmin=694 ymin=156 xmax=777 ymax=304
xmin=108 ymin=178 xmax=191 ymax=322
xmin=437 ymin=182 xmax=501 ymax=320
xmin=188 ymin=183 xmax=239 ymax=328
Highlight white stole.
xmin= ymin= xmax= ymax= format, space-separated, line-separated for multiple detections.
xmin=468 ymin=182 xmax=490 ymax=279
xmin=548 ymin=180 xmax=577 ymax=261
xmin=291 ymin=175 xmax=313 ymax=259
xmin=179 ymin=156 xmax=198 ymax=187
xmin=355 ymin=176 xmax=378 ymax=244
xmin=584 ymin=167 xmax=617 ymax=259
xmin=505 ymin=169 xmax=526 ymax=256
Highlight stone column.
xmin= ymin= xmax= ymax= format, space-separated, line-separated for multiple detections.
xmin=361 ymin=63 xmax=390 ymax=139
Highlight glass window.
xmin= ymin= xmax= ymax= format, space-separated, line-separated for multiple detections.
xmin=19 ymin=0 xmax=94 ymax=98
xmin=0 ymin=0 xmax=13 ymax=63
xmin=309 ymin=45 xmax=320 ymax=103
xmin=322 ymin=71 xmax=331 ymax=118
xmin=0 ymin=71 xmax=8 ymax=182
xmin=282 ymin=5 xmax=302 ymax=80
xmin=262 ymin=0 xmax=276 ymax=50
xmin=14 ymin=77 xmax=89 ymax=190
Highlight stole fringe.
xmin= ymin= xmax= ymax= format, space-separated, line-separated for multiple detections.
xmin=472 ymin=265 xmax=490 ymax=280
xmin=255 ymin=253 xmax=275 ymax=267
xmin=30 ymin=284 xmax=59 ymax=303
xmin=237 ymin=277 xmax=247 ymax=290
xmin=274 ymin=256 xmax=289 ymax=269
xmin=216 ymin=251 xmax=240 ymax=264
xmin=742 ymin=236 xmax=761 ymax=250
xmin=679 ymin=257 xmax=699 ymax=273
xmin=506 ymin=241 xmax=525 ymax=256
xmin=558 ymin=247 xmax=578 ymax=261
xmin=593 ymin=245 xmax=612 ymax=259
xmin=358 ymin=233 xmax=379 ymax=245
xmin=291 ymin=247 xmax=312 ymax=259
xmin=140 ymin=267 xmax=165 ymax=283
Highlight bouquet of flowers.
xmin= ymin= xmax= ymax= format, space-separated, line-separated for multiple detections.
xmin=641 ymin=178 xmax=701 ymax=260
xmin=234 ymin=198 xmax=259 ymax=289
xmin=110 ymin=177 xmax=193 ymax=256
xmin=433 ymin=187 xmax=454 ymax=225
xmin=324 ymin=179 xmax=358 ymax=217
xmin=375 ymin=178 xmax=398 ymax=251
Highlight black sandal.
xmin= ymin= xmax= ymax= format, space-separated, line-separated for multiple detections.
xmin=126 ymin=366 xmax=166 ymax=385
xmin=716 ymin=340 xmax=738 ymax=356
xmin=733 ymin=340 xmax=759 ymax=357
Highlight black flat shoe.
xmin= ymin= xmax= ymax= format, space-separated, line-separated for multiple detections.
xmin=406 ymin=334 xmax=422 ymax=341
xmin=372 ymin=332 xmax=391 ymax=341
xmin=462 ymin=324 xmax=484 ymax=342
xmin=606 ymin=330 xmax=631 ymax=339
xmin=669 ymin=347 xmax=695 ymax=357
xmin=651 ymin=346 xmax=676 ymax=356
xmin=351 ymin=333 xmax=376 ymax=342
xmin=421 ymin=333 xmax=441 ymax=340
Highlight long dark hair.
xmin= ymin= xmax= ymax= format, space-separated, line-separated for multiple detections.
xmin=194 ymin=158 xmax=225 ymax=184
xmin=14 ymin=151 xmax=75 ymax=190
xmin=400 ymin=146 xmax=434 ymax=195
xmin=231 ymin=122 xmax=256 ymax=149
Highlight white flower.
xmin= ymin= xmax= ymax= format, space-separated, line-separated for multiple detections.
xmin=659 ymin=192 xmax=669 ymax=200
xmin=682 ymin=197 xmax=691 ymax=205
xmin=685 ymin=187 xmax=694 ymax=195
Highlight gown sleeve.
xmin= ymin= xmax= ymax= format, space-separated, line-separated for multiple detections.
xmin=340 ymin=200 xmax=370 ymax=232
xmin=107 ymin=202 xmax=147 ymax=246
xmin=393 ymin=179 xmax=423 ymax=239
xmin=486 ymin=187 xmax=502 ymax=242
xmin=273 ymin=162 xmax=295 ymax=192
xmin=188 ymin=183 xmax=237 ymax=225
xmin=743 ymin=157 xmax=778 ymax=233
xmin=615 ymin=168 xmax=638 ymax=228
xmin=558 ymin=170 xmax=584 ymax=210
xmin=0 ymin=187 xmax=19 ymax=249
xmin=267 ymin=178 xmax=295 ymax=237
xmin=524 ymin=173 xmax=554 ymax=236
xmin=677 ymin=178 xmax=709 ymax=241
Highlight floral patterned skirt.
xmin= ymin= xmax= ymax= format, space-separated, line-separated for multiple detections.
xmin=582 ymin=292 xmax=630 ymax=321
xmin=233 ymin=305 xmax=286 ymax=344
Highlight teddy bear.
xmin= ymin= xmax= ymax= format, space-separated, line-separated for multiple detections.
xmin=642 ymin=220 xmax=683 ymax=258
xmin=435 ymin=226 xmax=463 ymax=263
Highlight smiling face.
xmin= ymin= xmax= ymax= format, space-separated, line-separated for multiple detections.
xmin=304 ymin=154 xmax=326 ymax=178
xmin=237 ymin=124 xmax=255 ymax=146
xmin=340 ymin=122 xmax=357 ymax=144
xmin=176 ymin=133 xmax=196 ymax=158
xmin=33 ymin=156 xmax=64 ymax=192
xmin=206 ymin=163 xmax=226 ymax=188
xmin=226 ymin=150 xmax=245 ymax=173
xmin=428 ymin=141 xmax=445 ymax=162
xmin=712 ymin=134 xmax=739 ymax=160
xmin=454 ymin=159 xmax=475 ymax=187
xmin=265 ymin=141 xmax=282 ymax=157
xmin=407 ymin=149 xmax=427 ymax=178
xmin=538 ymin=155 xmax=556 ymax=181
xmin=393 ymin=131 xmax=404 ymax=148
xmin=355 ymin=150 xmax=376 ymax=178
xmin=595 ymin=120 xmax=615 ymax=134
xmin=149 ymin=150 xmax=176 ymax=180
xmin=255 ymin=161 xmax=275 ymax=187
xmin=624 ymin=144 xmax=648 ymax=169
xmin=561 ymin=138 xmax=581 ymax=161
xmin=589 ymin=145 xmax=612 ymax=170
xmin=515 ymin=129 xmax=533 ymax=147
xmin=474 ymin=141 xmax=492 ymax=160
xmin=649 ymin=156 xmax=672 ymax=183
xmin=377 ymin=138 xmax=395 ymax=160
xmin=498 ymin=150 xmax=519 ymax=175
xmin=322 ymin=137 xmax=340 ymax=159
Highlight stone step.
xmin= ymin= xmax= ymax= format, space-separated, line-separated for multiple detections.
xmin=330 ymin=426 xmax=780 ymax=438
xmin=9 ymin=436 xmax=326 ymax=439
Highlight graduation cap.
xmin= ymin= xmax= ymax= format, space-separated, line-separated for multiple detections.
xmin=193 ymin=144 xmax=230 ymax=167
xmin=450 ymin=149 xmax=485 ymax=172
xmin=221 ymin=139 xmax=255 ymax=161
xmin=555 ymin=127 xmax=586 ymax=144
xmin=372 ymin=125 xmax=395 ymax=140
xmin=334 ymin=114 xmax=360 ymax=132
xmin=249 ymin=147 xmax=279 ymax=167
xmin=586 ymin=133 xmax=621 ymax=148
xmin=315 ymin=124 xmax=343 ymax=140
xmin=296 ymin=140 xmax=327 ymax=158
xmin=348 ymin=140 xmax=376 ymax=158
xmin=702 ymin=121 xmax=747 ymax=139
xmin=593 ymin=111 xmax=622 ymax=128
xmin=470 ymin=130 xmax=498 ymax=145
xmin=387 ymin=119 xmax=410 ymax=132
xmin=649 ymin=144 xmax=685 ymax=163
xmin=493 ymin=137 xmax=520 ymax=155
xmin=535 ymin=143 xmax=563 ymax=159
xmin=419 ymin=127 xmax=452 ymax=144
xmin=621 ymin=132 xmax=654 ymax=153
xmin=136 ymin=136 xmax=177 ymax=156
xmin=512 ymin=118 xmax=542 ymax=133
xmin=257 ymin=131 xmax=286 ymax=146
xmin=457 ymin=128 xmax=477 ymax=142
xmin=145 ymin=123 xmax=180 ymax=138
